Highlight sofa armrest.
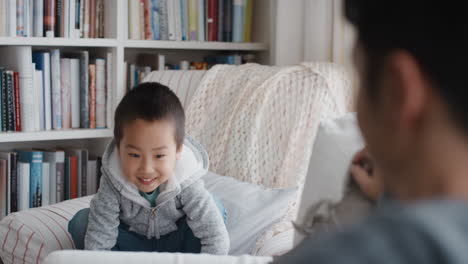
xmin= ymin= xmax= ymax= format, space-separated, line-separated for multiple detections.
xmin=0 ymin=196 xmax=92 ymax=264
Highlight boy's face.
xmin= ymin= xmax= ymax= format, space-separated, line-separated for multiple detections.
xmin=118 ymin=118 xmax=182 ymax=193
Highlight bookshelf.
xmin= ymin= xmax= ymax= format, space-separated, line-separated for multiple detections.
xmin=0 ymin=0 xmax=273 ymax=214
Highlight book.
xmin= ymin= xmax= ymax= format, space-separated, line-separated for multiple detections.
xmin=217 ymin=0 xmax=223 ymax=41
xmin=79 ymin=0 xmax=85 ymax=37
xmin=63 ymin=0 xmax=69 ymax=37
xmin=6 ymin=71 xmax=15 ymax=131
xmin=129 ymin=0 xmax=140 ymax=39
xmin=197 ymin=0 xmax=205 ymax=41
xmin=33 ymin=69 xmax=44 ymax=131
xmin=17 ymin=151 xmax=43 ymax=208
xmin=159 ymin=0 xmax=169 ymax=40
xmin=32 ymin=52 xmax=52 ymax=131
xmin=16 ymin=0 xmax=24 ymax=36
xmin=23 ymin=0 xmax=30 ymax=36
xmin=86 ymin=159 xmax=97 ymax=195
xmin=0 ymin=0 xmax=5 ymax=37
xmin=60 ymin=58 xmax=71 ymax=129
xmin=17 ymin=162 xmax=30 ymax=211
xmin=188 ymin=0 xmax=198 ymax=40
xmin=151 ymin=0 xmax=160 ymax=40
xmin=69 ymin=0 xmax=76 ymax=38
xmin=89 ymin=0 xmax=96 ymax=38
xmin=70 ymin=155 xmax=77 ymax=199
xmin=95 ymin=58 xmax=106 ymax=128
xmin=244 ymin=0 xmax=252 ymax=42
xmin=44 ymin=0 xmax=55 ymax=37
xmin=80 ymin=51 xmax=90 ymax=128
xmin=180 ymin=0 xmax=188 ymax=40
xmin=0 ymin=152 xmax=17 ymax=213
xmin=97 ymin=0 xmax=104 ymax=38
xmin=66 ymin=149 xmax=87 ymax=198
xmin=0 ymin=46 xmax=34 ymax=131
xmin=139 ymin=0 xmax=144 ymax=39
xmin=13 ymin=72 xmax=21 ymax=131
xmin=7 ymin=0 xmax=16 ymax=36
xmin=33 ymin=0 xmax=43 ymax=37
xmin=83 ymin=0 xmax=90 ymax=38
xmin=51 ymin=49 xmax=62 ymax=129
xmin=223 ymin=0 xmax=232 ymax=42
xmin=55 ymin=0 xmax=62 ymax=37
xmin=89 ymin=64 xmax=96 ymax=128
xmin=1 ymin=69 xmax=7 ymax=132
xmin=42 ymin=150 xmax=65 ymax=205
xmin=144 ymin=0 xmax=153 ymax=39
xmin=64 ymin=156 xmax=70 ymax=200
xmin=42 ymin=162 xmax=50 ymax=206
xmin=80 ymin=149 xmax=88 ymax=197
xmin=167 ymin=0 xmax=176 ymax=40
xmin=75 ymin=0 xmax=81 ymax=38
xmin=70 ymin=58 xmax=80 ymax=128
xmin=232 ymin=0 xmax=244 ymax=42
xmin=0 ymin=159 xmax=7 ymax=219
xmin=106 ymin=52 xmax=113 ymax=129
xmin=174 ymin=0 xmax=182 ymax=40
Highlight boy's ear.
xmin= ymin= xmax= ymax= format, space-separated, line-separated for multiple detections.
xmin=176 ymin=145 xmax=183 ymax=160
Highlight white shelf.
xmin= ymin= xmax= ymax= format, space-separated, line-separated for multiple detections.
xmin=0 ymin=37 xmax=119 ymax=47
xmin=0 ymin=129 xmax=113 ymax=143
xmin=124 ymin=40 xmax=269 ymax=51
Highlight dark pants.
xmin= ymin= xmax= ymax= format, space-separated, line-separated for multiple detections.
xmin=68 ymin=198 xmax=227 ymax=252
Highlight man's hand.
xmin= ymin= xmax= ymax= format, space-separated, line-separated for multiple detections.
xmin=350 ymin=147 xmax=383 ymax=201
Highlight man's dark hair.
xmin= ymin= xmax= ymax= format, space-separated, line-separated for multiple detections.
xmin=345 ymin=0 xmax=468 ymax=132
xmin=114 ymin=82 xmax=185 ymax=148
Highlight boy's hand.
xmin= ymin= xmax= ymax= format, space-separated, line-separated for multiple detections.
xmin=350 ymin=147 xmax=383 ymax=201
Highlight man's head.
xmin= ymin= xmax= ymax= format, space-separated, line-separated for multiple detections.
xmin=114 ymin=82 xmax=185 ymax=193
xmin=345 ymin=1 xmax=468 ymax=200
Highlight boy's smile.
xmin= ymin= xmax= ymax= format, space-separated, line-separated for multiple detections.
xmin=118 ymin=118 xmax=182 ymax=193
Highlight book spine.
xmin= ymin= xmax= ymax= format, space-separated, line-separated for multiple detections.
xmin=139 ymin=0 xmax=144 ymax=39
xmin=16 ymin=0 xmax=24 ymax=36
xmin=44 ymin=0 xmax=55 ymax=37
xmin=18 ymin=162 xmax=29 ymax=211
xmin=232 ymin=0 xmax=243 ymax=42
xmin=244 ymin=0 xmax=252 ymax=42
xmin=159 ymin=0 xmax=168 ymax=40
xmin=70 ymin=59 xmax=80 ymax=128
xmin=60 ymin=58 xmax=71 ymax=129
xmin=88 ymin=0 xmax=95 ymax=38
xmin=197 ymin=0 xmax=204 ymax=41
xmin=166 ymin=0 xmax=175 ymax=40
xmin=95 ymin=59 xmax=105 ymax=128
xmin=33 ymin=0 xmax=43 ymax=36
xmin=97 ymin=0 xmax=104 ymax=38
xmin=13 ymin=72 xmax=21 ymax=131
xmin=173 ymin=0 xmax=182 ymax=40
xmin=69 ymin=0 xmax=76 ymax=38
xmin=0 ymin=69 xmax=3 ymax=130
xmin=188 ymin=0 xmax=197 ymax=40
xmin=106 ymin=52 xmax=112 ymax=129
xmin=10 ymin=153 xmax=17 ymax=212
xmin=80 ymin=51 xmax=90 ymax=128
xmin=6 ymin=71 xmax=15 ymax=131
xmin=1 ymin=70 xmax=7 ymax=132
xmin=223 ymin=0 xmax=232 ymax=42
xmin=151 ymin=0 xmax=160 ymax=40
xmin=217 ymin=0 xmax=223 ymax=41
xmin=181 ymin=0 xmax=188 ymax=40
xmin=34 ymin=69 xmax=44 ymax=131
xmin=0 ymin=0 xmax=7 ymax=37
xmin=64 ymin=156 xmax=69 ymax=200
xmin=207 ymin=0 xmax=218 ymax=41
xmin=23 ymin=0 xmax=29 ymax=36
xmin=51 ymin=49 xmax=62 ymax=129
xmin=144 ymin=0 xmax=152 ymax=39
xmin=75 ymin=0 xmax=81 ymax=38
xmin=42 ymin=53 xmax=52 ymax=130
xmin=18 ymin=151 xmax=43 ymax=208
xmin=81 ymin=150 xmax=88 ymax=197
xmin=56 ymin=155 xmax=65 ymax=202
xmin=79 ymin=0 xmax=84 ymax=37
xmin=70 ymin=156 xmax=77 ymax=199
xmin=42 ymin=162 xmax=49 ymax=206
xmin=0 ymin=160 xmax=6 ymax=219
xmin=55 ymin=0 xmax=62 ymax=37
xmin=83 ymin=0 xmax=90 ymax=38
xmin=89 ymin=64 xmax=96 ymax=128
xmin=63 ymin=0 xmax=69 ymax=37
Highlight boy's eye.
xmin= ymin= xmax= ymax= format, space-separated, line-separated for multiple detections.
xmin=128 ymin=153 xmax=140 ymax=158
xmin=155 ymin=154 xmax=166 ymax=159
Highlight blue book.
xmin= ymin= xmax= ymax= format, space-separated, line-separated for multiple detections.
xmin=152 ymin=0 xmax=161 ymax=40
xmin=232 ymin=0 xmax=244 ymax=42
xmin=17 ymin=150 xmax=43 ymax=208
xmin=180 ymin=0 xmax=188 ymax=40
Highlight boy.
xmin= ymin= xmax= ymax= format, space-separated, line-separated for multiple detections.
xmin=68 ymin=82 xmax=229 ymax=254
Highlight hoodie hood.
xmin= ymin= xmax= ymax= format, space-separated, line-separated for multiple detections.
xmin=100 ymin=134 xmax=209 ymax=207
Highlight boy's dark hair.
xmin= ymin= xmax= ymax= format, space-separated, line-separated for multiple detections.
xmin=114 ymin=82 xmax=185 ymax=148
xmin=345 ymin=0 xmax=468 ymax=133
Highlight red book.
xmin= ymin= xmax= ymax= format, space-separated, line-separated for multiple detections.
xmin=70 ymin=156 xmax=78 ymax=199
xmin=13 ymin=72 xmax=21 ymax=131
xmin=207 ymin=0 xmax=218 ymax=41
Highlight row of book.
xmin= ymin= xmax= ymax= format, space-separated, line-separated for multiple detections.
xmin=0 ymin=149 xmax=103 ymax=219
xmin=129 ymin=0 xmax=253 ymax=42
xmin=0 ymin=46 xmax=112 ymax=132
xmin=0 ymin=0 xmax=106 ymax=38
xmin=126 ymin=53 xmax=253 ymax=90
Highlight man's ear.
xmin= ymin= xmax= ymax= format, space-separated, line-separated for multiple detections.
xmin=387 ymin=50 xmax=428 ymax=130
xmin=176 ymin=145 xmax=183 ymax=160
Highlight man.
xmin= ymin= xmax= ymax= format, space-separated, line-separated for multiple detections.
xmin=274 ymin=1 xmax=468 ymax=263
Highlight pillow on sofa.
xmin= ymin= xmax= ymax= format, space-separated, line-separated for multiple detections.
xmin=202 ymin=172 xmax=297 ymax=256
xmin=0 ymin=172 xmax=296 ymax=263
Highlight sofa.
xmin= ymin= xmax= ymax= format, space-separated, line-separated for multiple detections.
xmin=0 ymin=62 xmax=358 ymax=264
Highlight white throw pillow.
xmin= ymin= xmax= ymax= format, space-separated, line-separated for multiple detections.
xmin=294 ymin=112 xmax=365 ymax=245
xmin=202 ymin=172 xmax=297 ymax=255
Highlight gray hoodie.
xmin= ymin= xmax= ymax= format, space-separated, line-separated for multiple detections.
xmin=84 ymin=135 xmax=230 ymax=254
